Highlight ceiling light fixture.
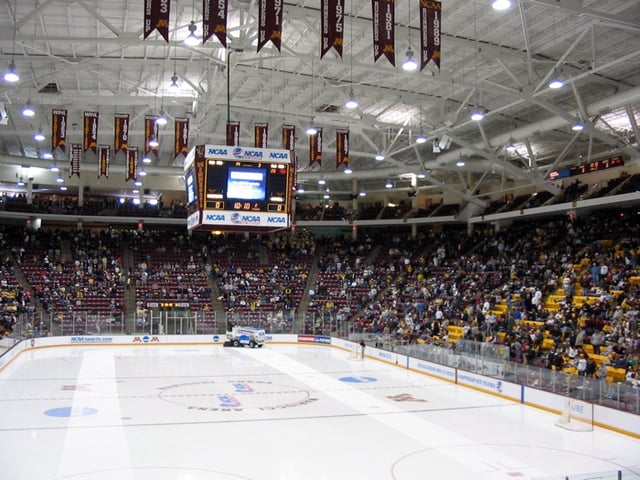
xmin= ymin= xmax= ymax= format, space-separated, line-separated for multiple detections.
xmin=345 ymin=90 xmax=358 ymax=110
xmin=317 ymin=177 xmax=326 ymax=185
xmin=16 ymin=176 xmax=25 ymax=187
xmin=148 ymin=136 xmax=159 ymax=148
xmin=56 ymin=174 xmax=64 ymax=183
xmin=548 ymin=71 xmax=564 ymax=89
xmin=571 ymin=118 xmax=584 ymax=131
xmin=184 ymin=21 xmax=200 ymax=46
xmin=22 ymin=101 xmax=35 ymax=117
xmin=42 ymin=152 xmax=53 ymax=160
xmin=155 ymin=109 xmax=168 ymax=126
xmin=4 ymin=1 xmax=19 ymax=83
xmin=305 ymin=117 xmax=317 ymax=135
xmin=33 ymin=130 xmax=45 ymax=142
xmin=375 ymin=152 xmax=385 ymax=161
xmin=3 ymin=60 xmax=19 ymax=83
xmin=49 ymin=163 xmax=59 ymax=172
xmin=470 ymin=106 xmax=486 ymax=121
xmin=402 ymin=48 xmax=418 ymax=72
xmin=416 ymin=133 xmax=427 ymax=144
xmin=506 ymin=141 xmax=517 ymax=152
xmin=385 ymin=179 xmax=393 ymax=188
xmin=142 ymin=156 xmax=153 ymax=164
xmin=344 ymin=166 xmax=353 ymax=174
xmin=456 ymin=158 xmax=466 ymax=167
xmin=491 ymin=0 xmax=511 ymax=10
xmin=169 ymin=73 xmax=180 ymax=93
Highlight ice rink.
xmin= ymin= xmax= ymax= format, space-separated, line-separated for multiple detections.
xmin=1 ymin=342 xmax=639 ymax=480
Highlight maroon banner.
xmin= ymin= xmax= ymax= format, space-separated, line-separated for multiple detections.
xmin=143 ymin=0 xmax=170 ymax=43
xmin=254 ymin=123 xmax=268 ymax=148
xmin=321 ymin=0 xmax=344 ymax=58
xmin=372 ymin=0 xmax=395 ymax=66
xmin=69 ymin=143 xmax=81 ymax=177
xmin=114 ymin=113 xmax=129 ymax=154
xmin=126 ymin=147 xmax=138 ymax=181
xmin=51 ymin=109 xmax=67 ymax=153
xmin=98 ymin=145 xmax=110 ymax=179
xmin=174 ymin=117 xmax=189 ymax=159
xmin=257 ymin=0 xmax=283 ymax=52
xmin=336 ymin=128 xmax=349 ymax=168
xmin=309 ymin=128 xmax=322 ymax=167
xmin=203 ymin=0 xmax=227 ymax=46
xmin=144 ymin=114 xmax=159 ymax=155
xmin=226 ymin=121 xmax=240 ymax=146
xmin=282 ymin=124 xmax=295 ymax=151
xmin=83 ymin=111 xmax=99 ymax=153
xmin=420 ymin=0 xmax=441 ymax=70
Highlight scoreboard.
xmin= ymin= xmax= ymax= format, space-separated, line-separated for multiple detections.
xmin=549 ymin=155 xmax=624 ymax=181
xmin=184 ymin=144 xmax=294 ymax=232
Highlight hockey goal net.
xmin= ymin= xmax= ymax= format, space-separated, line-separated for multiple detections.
xmin=555 ymin=398 xmax=594 ymax=432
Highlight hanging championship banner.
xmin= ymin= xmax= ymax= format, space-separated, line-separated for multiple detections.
xmin=226 ymin=121 xmax=240 ymax=146
xmin=420 ymin=0 xmax=441 ymax=70
xmin=114 ymin=113 xmax=129 ymax=153
xmin=257 ymin=0 xmax=283 ymax=52
xmin=69 ymin=143 xmax=82 ymax=177
xmin=143 ymin=0 xmax=170 ymax=43
xmin=372 ymin=0 xmax=395 ymax=66
xmin=282 ymin=124 xmax=295 ymax=151
xmin=144 ymin=115 xmax=159 ymax=155
xmin=336 ymin=128 xmax=349 ymax=168
xmin=309 ymin=128 xmax=322 ymax=167
xmin=321 ymin=0 xmax=344 ymax=58
xmin=83 ymin=111 xmax=99 ymax=153
xmin=254 ymin=123 xmax=268 ymax=148
xmin=98 ymin=145 xmax=110 ymax=179
xmin=126 ymin=147 xmax=139 ymax=181
xmin=51 ymin=109 xmax=67 ymax=152
xmin=203 ymin=0 xmax=227 ymax=46
xmin=174 ymin=117 xmax=189 ymax=159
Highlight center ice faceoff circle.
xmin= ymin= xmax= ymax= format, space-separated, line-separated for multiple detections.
xmin=158 ymin=379 xmax=317 ymax=411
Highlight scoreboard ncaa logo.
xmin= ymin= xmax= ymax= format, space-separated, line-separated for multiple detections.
xmin=230 ymin=212 xmax=241 ymax=224
xmin=232 ymin=147 xmax=243 ymax=158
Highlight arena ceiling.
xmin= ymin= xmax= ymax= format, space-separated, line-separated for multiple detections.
xmin=0 ymin=0 xmax=639 ymax=205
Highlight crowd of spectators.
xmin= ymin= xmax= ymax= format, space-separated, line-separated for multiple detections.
xmin=0 ymin=206 xmax=638 ymax=389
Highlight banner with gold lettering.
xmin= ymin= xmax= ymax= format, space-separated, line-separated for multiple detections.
xmin=321 ymin=0 xmax=344 ymax=58
xmin=282 ymin=124 xmax=295 ymax=151
xmin=226 ymin=121 xmax=240 ymax=146
xmin=143 ymin=0 xmax=170 ymax=43
xmin=144 ymin=114 xmax=159 ymax=156
xmin=174 ymin=117 xmax=189 ymax=159
xmin=257 ymin=0 xmax=283 ymax=52
xmin=83 ymin=111 xmax=99 ymax=153
xmin=98 ymin=145 xmax=110 ymax=179
xmin=336 ymin=128 xmax=349 ymax=168
xmin=126 ymin=147 xmax=138 ymax=181
xmin=309 ymin=128 xmax=322 ymax=167
xmin=420 ymin=0 xmax=441 ymax=70
xmin=51 ymin=109 xmax=67 ymax=152
xmin=372 ymin=0 xmax=395 ymax=66
xmin=254 ymin=123 xmax=268 ymax=148
xmin=114 ymin=113 xmax=129 ymax=154
xmin=69 ymin=143 xmax=81 ymax=177
xmin=203 ymin=0 xmax=227 ymax=46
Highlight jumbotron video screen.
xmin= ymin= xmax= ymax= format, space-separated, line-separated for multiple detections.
xmin=184 ymin=145 xmax=294 ymax=232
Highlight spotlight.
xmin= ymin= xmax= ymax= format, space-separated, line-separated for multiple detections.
xmin=344 ymin=89 xmax=358 ymax=109
xmin=344 ymin=166 xmax=353 ymax=174
xmin=385 ymin=179 xmax=393 ymax=188
xmin=571 ymin=118 xmax=584 ymax=131
xmin=33 ymin=130 xmax=45 ymax=142
xmin=305 ymin=123 xmax=317 ymax=135
xmin=416 ymin=134 xmax=427 ymax=144
xmin=375 ymin=152 xmax=385 ymax=161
